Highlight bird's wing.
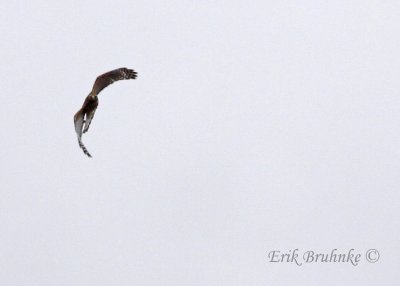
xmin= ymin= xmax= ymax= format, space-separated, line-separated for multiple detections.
xmin=83 ymin=108 xmax=97 ymax=134
xmin=91 ymin=67 xmax=137 ymax=96
xmin=74 ymin=109 xmax=92 ymax=157
xmin=74 ymin=109 xmax=85 ymax=138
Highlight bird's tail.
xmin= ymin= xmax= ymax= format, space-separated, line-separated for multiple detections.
xmin=77 ymin=136 xmax=92 ymax=158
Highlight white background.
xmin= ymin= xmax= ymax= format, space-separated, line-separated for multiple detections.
xmin=0 ymin=1 xmax=399 ymax=285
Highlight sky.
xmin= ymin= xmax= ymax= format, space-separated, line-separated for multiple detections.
xmin=0 ymin=1 xmax=399 ymax=285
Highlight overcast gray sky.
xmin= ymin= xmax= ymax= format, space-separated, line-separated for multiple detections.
xmin=1 ymin=1 xmax=399 ymax=285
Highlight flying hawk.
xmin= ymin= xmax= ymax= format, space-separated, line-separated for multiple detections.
xmin=74 ymin=67 xmax=138 ymax=157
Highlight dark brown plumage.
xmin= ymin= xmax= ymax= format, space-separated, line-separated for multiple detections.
xmin=74 ymin=67 xmax=138 ymax=157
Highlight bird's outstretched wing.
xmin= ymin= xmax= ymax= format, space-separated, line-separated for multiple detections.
xmin=91 ymin=67 xmax=137 ymax=96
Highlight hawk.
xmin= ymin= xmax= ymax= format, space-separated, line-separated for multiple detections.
xmin=74 ymin=67 xmax=138 ymax=157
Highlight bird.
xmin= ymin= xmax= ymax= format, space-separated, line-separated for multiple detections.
xmin=74 ymin=67 xmax=138 ymax=157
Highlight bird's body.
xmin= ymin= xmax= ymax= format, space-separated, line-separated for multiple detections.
xmin=74 ymin=67 xmax=137 ymax=157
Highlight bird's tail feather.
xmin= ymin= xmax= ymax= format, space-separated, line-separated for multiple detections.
xmin=78 ymin=136 xmax=92 ymax=158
